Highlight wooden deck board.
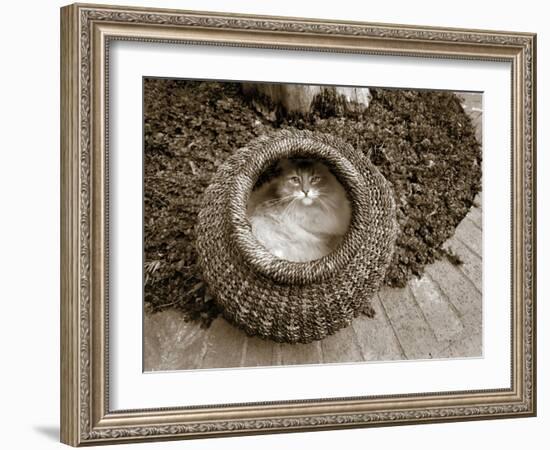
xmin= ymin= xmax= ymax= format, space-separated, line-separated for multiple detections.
xmin=143 ymin=312 xmax=163 ymax=371
xmin=278 ymin=341 xmax=323 ymax=366
xmin=241 ymin=334 xmax=279 ymax=368
xmin=352 ymin=294 xmax=405 ymax=361
xmin=408 ymin=275 xmax=464 ymax=344
xmin=426 ymin=259 xmax=482 ymax=318
xmin=439 ymin=310 xmax=483 ymax=357
xmin=467 ymin=207 xmax=482 ymax=230
xmin=320 ymin=323 xmax=363 ymax=363
xmin=455 ymin=215 xmax=482 ymax=258
xmin=444 ymin=236 xmax=482 ymax=292
xmin=200 ymin=318 xmax=247 ymax=369
xmin=144 ymin=311 xmax=209 ymax=371
xmin=144 ymin=97 xmax=483 ymax=371
xmin=376 ymin=286 xmax=441 ymax=360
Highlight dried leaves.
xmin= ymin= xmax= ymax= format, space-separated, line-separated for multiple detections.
xmin=144 ymin=79 xmax=481 ymax=325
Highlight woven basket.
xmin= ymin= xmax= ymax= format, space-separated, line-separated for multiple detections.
xmin=196 ymin=129 xmax=397 ymax=343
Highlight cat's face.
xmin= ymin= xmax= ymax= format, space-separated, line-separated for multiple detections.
xmin=275 ymin=159 xmax=334 ymax=206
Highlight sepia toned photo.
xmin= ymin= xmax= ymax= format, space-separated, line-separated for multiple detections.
xmin=143 ymin=78 xmax=482 ymax=371
xmin=60 ymin=5 xmax=536 ymax=445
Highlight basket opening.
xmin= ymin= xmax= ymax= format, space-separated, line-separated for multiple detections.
xmin=228 ymin=135 xmax=371 ymax=286
xmin=247 ymin=156 xmax=353 ymax=263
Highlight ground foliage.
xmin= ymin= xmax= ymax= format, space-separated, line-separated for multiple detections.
xmin=144 ymin=79 xmax=481 ymax=326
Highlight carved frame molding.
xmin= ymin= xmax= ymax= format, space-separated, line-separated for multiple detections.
xmin=60 ymin=3 xmax=536 ymax=446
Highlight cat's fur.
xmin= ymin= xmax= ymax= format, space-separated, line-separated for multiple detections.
xmin=247 ymin=158 xmax=352 ymax=262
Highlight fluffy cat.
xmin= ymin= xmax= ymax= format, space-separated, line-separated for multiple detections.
xmin=247 ymin=158 xmax=352 ymax=262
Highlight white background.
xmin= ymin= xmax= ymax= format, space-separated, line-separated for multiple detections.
xmin=0 ymin=0 xmax=546 ymax=449
xmin=111 ymin=43 xmax=511 ymax=409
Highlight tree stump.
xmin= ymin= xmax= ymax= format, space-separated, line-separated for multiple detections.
xmin=241 ymin=83 xmax=371 ymax=120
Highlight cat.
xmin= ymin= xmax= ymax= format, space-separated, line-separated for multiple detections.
xmin=247 ymin=158 xmax=352 ymax=262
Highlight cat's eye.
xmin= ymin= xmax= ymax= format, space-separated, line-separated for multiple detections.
xmin=310 ymin=176 xmax=321 ymax=184
xmin=289 ymin=176 xmax=300 ymax=184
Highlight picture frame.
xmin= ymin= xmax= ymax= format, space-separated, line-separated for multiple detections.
xmin=60 ymin=2 xmax=537 ymax=446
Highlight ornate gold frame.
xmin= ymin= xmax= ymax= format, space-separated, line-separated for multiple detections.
xmin=60 ymin=3 xmax=536 ymax=446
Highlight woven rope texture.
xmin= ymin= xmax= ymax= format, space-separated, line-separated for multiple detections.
xmin=196 ymin=129 xmax=397 ymax=343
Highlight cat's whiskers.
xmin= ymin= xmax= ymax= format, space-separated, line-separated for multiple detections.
xmin=281 ymin=197 xmax=300 ymax=220
xmin=316 ymin=188 xmax=332 ymax=198
xmin=316 ymin=197 xmax=332 ymax=214
xmin=316 ymin=191 xmax=339 ymax=208
xmin=259 ymin=195 xmax=294 ymax=207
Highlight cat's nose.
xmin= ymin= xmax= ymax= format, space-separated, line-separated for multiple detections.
xmin=302 ymin=189 xmax=309 ymax=195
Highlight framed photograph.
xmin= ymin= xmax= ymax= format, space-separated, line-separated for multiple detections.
xmin=60 ymin=3 xmax=536 ymax=446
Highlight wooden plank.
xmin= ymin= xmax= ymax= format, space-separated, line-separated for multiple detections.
xmin=469 ymin=110 xmax=482 ymax=120
xmin=467 ymin=207 xmax=483 ymax=230
xmin=455 ymin=216 xmax=482 ymax=258
xmin=321 ymin=323 xmax=363 ymax=364
xmin=279 ymin=341 xmax=323 ymax=366
xmin=470 ymin=113 xmax=482 ymax=142
xmin=352 ymin=295 xmax=405 ymax=361
xmin=143 ymin=312 xmax=162 ymax=371
xmin=377 ymin=286 xmax=440 ymax=360
xmin=408 ymin=275 xmax=464 ymax=344
xmin=168 ymin=320 xmax=210 ymax=370
xmin=241 ymin=335 xmax=279 ymax=367
xmin=144 ymin=310 xmax=210 ymax=371
xmin=459 ymin=93 xmax=483 ymax=142
xmin=473 ymin=193 xmax=482 ymax=207
xmin=459 ymin=92 xmax=482 ymax=106
xmin=426 ymin=259 xmax=482 ymax=318
xmin=444 ymin=236 xmax=482 ymax=292
xmin=445 ymin=332 xmax=482 ymax=358
xmin=201 ymin=318 xmax=247 ymax=369
xmin=440 ymin=310 xmax=483 ymax=358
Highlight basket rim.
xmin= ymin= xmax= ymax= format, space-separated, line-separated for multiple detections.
xmin=228 ymin=133 xmax=373 ymax=285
